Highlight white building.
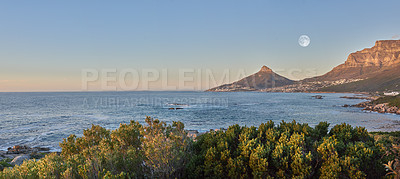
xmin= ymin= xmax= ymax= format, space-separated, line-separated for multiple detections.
xmin=384 ymin=92 xmax=399 ymax=96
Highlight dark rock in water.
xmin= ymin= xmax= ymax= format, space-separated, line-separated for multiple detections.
xmin=168 ymin=107 xmax=184 ymax=110
xmin=34 ymin=147 xmax=50 ymax=151
xmin=7 ymin=145 xmax=31 ymax=154
xmin=10 ymin=154 xmax=30 ymax=166
xmin=312 ymin=95 xmax=323 ymax=99
xmin=169 ymin=103 xmax=189 ymax=106
xmin=343 ymin=104 xmax=349 ymax=107
xmin=7 ymin=145 xmax=51 ymax=155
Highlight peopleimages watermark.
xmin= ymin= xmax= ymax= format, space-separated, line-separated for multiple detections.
xmin=81 ymin=68 xmax=318 ymax=91
xmin=82 ymin=96 xmax=229 ymax=108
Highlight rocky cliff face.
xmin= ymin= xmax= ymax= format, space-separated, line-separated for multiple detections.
xmin=345 ymin=40 xmax=400 ymax=67
xmin=308 ymin=40 xmax=400 ymax=81
xmin=207 ymin=66 xmax=294 ymax=92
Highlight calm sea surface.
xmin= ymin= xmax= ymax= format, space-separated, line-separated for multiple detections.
xmin=1 ymin=91 xmax=399 ymax=151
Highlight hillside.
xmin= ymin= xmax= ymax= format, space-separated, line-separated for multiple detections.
xmin=319 ymin=64 xmax=400 ymax=92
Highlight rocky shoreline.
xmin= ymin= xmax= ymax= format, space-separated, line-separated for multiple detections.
xmin=0 ymin=145 xmax=55 ymax=169
xmin=352 ymin=102 xmax=400 ymax=114
xmin=340 ymin=95 xmax=377 ymax=100
xmin=340 ymin=94 xmax=400 ymax=115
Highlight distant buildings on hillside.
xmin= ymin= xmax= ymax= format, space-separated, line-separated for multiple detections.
xmin=384 ymin=92 xmax=400 ymax=96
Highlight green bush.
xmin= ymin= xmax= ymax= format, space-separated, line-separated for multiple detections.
xmin=0 ymin=159 xmax=13 ymax=171
xmin=188 ymin=121 xmax=386 ymax=178
xmin=0 ymin=118 xmax=396 ymax=178
xmin=1 ymin=116 xmax=190 ymax=178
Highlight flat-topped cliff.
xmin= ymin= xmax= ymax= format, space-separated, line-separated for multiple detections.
xmin=307 ymin=40 xmax=400 ymax=81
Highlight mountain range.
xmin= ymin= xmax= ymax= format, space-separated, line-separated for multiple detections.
xmin=207 ymin=40 xmax=400 ymax=92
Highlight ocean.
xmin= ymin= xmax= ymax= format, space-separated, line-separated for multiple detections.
xmin=0 ymin=91 xmax=399 ymax=151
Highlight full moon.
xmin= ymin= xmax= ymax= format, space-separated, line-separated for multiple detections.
xmin=298 ymin=35 xmax=310 ymax=47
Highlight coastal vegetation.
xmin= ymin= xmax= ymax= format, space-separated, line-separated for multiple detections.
xmin=1 ymin=117 xmax=400 ymax=178
xmin=372 ymin=95 xmax=400 ymax=108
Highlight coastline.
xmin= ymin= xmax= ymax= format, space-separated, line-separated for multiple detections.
xmin=1 ymin=92 xmax=398 ymax=164
xmin=352 ymin=102 xmax=400 ymax=115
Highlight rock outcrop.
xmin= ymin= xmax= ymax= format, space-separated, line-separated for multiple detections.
xmin=345 ymin=40 xmax=400 ymax=67
xmin=10 ymin=155 xmax=30 ymax=166
xmin=207 ymin=66 xmax=294 ymax=92
xmin=353 ymin=101 xmax=400 ymax=115
xmin=307 ymin=40 xmax=400 ymax=81
xmin=7 ymin=145 xmax=50 ymax=154
xmin=0 ymin=145 xmax=53 ymax=167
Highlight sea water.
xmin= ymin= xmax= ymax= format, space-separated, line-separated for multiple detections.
xmin=0 ymin=91 xmax=399 ymax=151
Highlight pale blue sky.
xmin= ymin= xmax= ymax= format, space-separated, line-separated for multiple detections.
xmin=0 ymin=0 xmax=399 ymax=91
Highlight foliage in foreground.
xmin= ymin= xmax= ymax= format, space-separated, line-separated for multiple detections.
xmin=189 ymin=121 xmax=387 ymax=178
xmin=0 ymin=159 xmax=12 ymax=172
xmin=0 ymin=117 xmax=398 ymax=178
xmin=1 ymin=116 xmax=191 ymax=178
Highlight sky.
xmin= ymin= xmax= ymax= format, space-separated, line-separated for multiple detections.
xmin=0 ymin=0 xmax=399 ymax=91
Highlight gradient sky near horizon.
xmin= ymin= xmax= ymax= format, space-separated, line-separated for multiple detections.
xmin=1 ymin=0 xmax=400 ymax=91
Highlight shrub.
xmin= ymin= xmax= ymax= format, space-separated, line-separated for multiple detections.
xmin=0 ymin=118 xmax=396 ymax=178
xmin=188 ymin=121 xmax=386 ymax=178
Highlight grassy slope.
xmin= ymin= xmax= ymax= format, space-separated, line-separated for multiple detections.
xmin=371 ymin=95 xmax=400 ymax=107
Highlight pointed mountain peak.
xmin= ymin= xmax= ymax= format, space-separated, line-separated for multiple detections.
xmin=206 ymin=65 xmax=293 ymax=91
xmin=259 ymin=65 xmax=273 ymax=72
